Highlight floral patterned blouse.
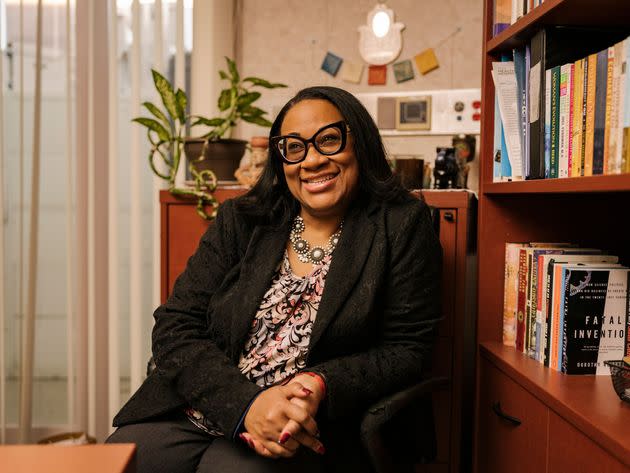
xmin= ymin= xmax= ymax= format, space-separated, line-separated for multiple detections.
xmin=185 ymin=250 xmax=331 ymax=436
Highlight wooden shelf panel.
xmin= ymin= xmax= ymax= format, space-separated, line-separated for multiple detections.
xmin=480 ymin=342 xmax=630 ymax=467
xmin=487 ymin=0 xmax=630 ymax=54
xmin=482 ymin=174 xmax=630 ymax=194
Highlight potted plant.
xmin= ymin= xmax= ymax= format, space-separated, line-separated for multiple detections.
xmin=185 ymin=57 xmax=287 ymax=181
xmin=132 ymin=58 xmax=286 ymax=219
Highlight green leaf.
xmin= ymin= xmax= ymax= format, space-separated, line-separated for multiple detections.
xmin=242 ymin=114 xmax=273 ymax=127
xmin=243 ymin=77 xmax=288 ymax=88
xmin=218 ymin=89 xmax=232 ymax=111
xmin=142 ymin=102 xmax=170 ymax=128
xmin=152 ymin=69 xmax=179 ymax=122
xmin=219 ymin=70 xmax=229 ymax=80
xmin=239 ymin=105 xmax=266 ymax=116
xmin=237 ymin=91 xmax=261 ymax=108
xmin=132 ymin=117 xmax=171 ymax=142
xmin=226 ymin=57 xmax=239 ymax=83
xmin=191 ymin=117 xmax=225 ymax=127
xmin=175 ymin=88 xmax=187 ymax=122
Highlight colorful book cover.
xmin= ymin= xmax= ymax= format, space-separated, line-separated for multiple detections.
xmin=503 ymin=243 xmax=524 ymax=346
xmin=584 ymin=53 xmax=598 ymax=176
xmin=516 ymin=248 xmax=529 ymax=353
xmin=571 ymin=59 xmax=584 ymax=177
xmin=608 ymin=40 xmax=624 ymax=174
xmin=550 ymin=66 xmax=561 ymax=178
xmin=558 ymin=63 xmax=571 ymax=178
xmin=567 ymin=63 xmax=575 ymax=176
xmin=544 ymin=68 xmax=552 ymax=177
xmin=592 ymin=49 xmax=609 ymax=175
xmin=561 ymin=267 xmax=630 ymax=375
xmin=580 ymin=56 xmax=590 ymax=176
xmin=603 ymin=46 xmax=615 ymax=174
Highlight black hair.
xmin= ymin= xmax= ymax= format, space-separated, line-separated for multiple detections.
xmin=234 ymin=86 xmax=408 ymax=224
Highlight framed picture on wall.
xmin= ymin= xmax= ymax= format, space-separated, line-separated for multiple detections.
xmin=395 ymin=96 xmax=431 ymax=130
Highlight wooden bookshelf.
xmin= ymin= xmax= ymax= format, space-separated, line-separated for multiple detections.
xmin=475 ymin=1 xmax=630 ymax=472
xmin=487 ymin=0 xmax=630 ymax=54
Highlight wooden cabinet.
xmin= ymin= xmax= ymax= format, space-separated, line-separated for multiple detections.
xmin=475 ymin=1 xmax=630 ymax=471
xmin=476 ymin=343 xmax=630 ymax=472
xmin=160 ymin=188 xmax=476 ymax=472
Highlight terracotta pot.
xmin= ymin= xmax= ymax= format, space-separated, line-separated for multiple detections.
xmin=184 ymin=138 xmax=248 ymax=181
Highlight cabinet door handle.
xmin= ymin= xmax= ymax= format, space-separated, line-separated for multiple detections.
xmin=443 ymin=211 xmax=455 ymax=222
xmin=492 ymin=401 xmax=522 ymax=426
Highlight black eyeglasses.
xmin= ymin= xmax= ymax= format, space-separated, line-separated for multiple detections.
xmin=271 ymin=121 xmax=350 ymax=164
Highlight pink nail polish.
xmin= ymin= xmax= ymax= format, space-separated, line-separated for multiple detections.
xmin=302 ymin=388 xmax=312 ymax=395
xmin=316 ymin=445 xmax=326 ymax=455
xmin=238 ymin=433 xmax=246 ymax=442
xmin=279 ymin=432 xmax=291 ymax=444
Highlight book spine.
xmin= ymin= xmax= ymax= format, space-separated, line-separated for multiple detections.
xmin=503 ymin=244 xmax=519 ymax=346
xmin=561 ymin=268 xmax=570 ymax=373
xmin=550 ymin=264 xmax=563 ymax=370
xmin=626 ymin=271 xmax=630 ymax=358
xmin=609 ymin=40 xmax=624 ymax=174
xmin=622 ymin=39 xmax=630 ymax=173
xmin=567 ymin=63 xmax=575 ymax=176
xmin=545 ymin=68 xmax=552 ymax=177
xmin=543 ymin=260 xmax=555 ymax=367
xmin=615 ymin=39 xmax=627 ymax=174
xmin=571 ymin=59 xmax=584 ymax=177
xmin=603 ymin=46 xmax=615 ymax=174
xmin=528 ymin=30 xmax=544 ymax=180
xmin=592 ymin=49 xmax=609 ymax=175
xmin=516 ymin=248 xmax=528 ymax=353
xmin=559 ymin=64 xmax=570 ymax=178
xmin=550 ymin=66 xmax=560 ymax=178
xmin=584 ymin=53 xmax=598 ymax=176
xmin=526 ymin=251 xmax=535 ymax=357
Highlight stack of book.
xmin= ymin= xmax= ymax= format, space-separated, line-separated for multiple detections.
xmin=502 ymin=243 xmax=630 ymax=375
xmin=492 ymin=28 xmax=630 ymax=181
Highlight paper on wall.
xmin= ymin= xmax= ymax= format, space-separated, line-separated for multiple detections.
xmin=492 ymin=62 xmax=523 ymax=179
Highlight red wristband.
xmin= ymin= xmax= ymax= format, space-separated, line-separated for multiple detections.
xmin=301 ymin=371 xmax=327 ymax=398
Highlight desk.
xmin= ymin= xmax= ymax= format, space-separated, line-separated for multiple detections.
xmin=0 ymin=444 xmax=136 ymax=473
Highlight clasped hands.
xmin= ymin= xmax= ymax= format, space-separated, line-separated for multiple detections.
xmin=242 ymin=373 xmax=325 ymax=458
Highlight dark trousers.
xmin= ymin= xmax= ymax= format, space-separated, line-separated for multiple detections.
xmin=106 ymin=412 xmax=325 ymax=473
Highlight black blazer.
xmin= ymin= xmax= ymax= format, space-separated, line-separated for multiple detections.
xmin=113 ymin=194 xmax=442 ymax=467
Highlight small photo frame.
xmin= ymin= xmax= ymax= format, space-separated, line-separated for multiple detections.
xmin=395 ymin=96 xmax=431 ymax=130
xmin=393 ymin=60 xmax=415 ymax=83
xmin=321 ymin=52 xmax=343 ymax=77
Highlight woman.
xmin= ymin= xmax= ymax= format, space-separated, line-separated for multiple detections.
xmin=108 ymin=86 xmax=442 ymax=472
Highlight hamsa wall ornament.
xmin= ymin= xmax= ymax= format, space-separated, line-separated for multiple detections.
xmin=358 ymin=4 xmax=405 ymax=66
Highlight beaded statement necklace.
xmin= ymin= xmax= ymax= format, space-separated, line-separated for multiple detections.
xmin=289 ymin=216 xmax=343 ymax=265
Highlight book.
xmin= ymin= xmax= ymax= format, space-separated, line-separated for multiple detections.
xmin=528 ymin=29 xmax=545 ymax=179
xmin=558 ymin=63 xmax=572 ymax=178
xmin=584 ymin=53 xmax=598 ymax=176
xmin=538 ymin=253 xmax=617 ymax=366
xmin=608 ymin=40 xmax=624 ymax=174
xmin=544 ymin=68 xmax=552 ymax=177
xmin=561 ymin=267 xmax=630 ymax=375
xmin=493 ymin=0 xmax=511 ymax=36
xmin=493 ymin=95 xmax=504 ymax=181
xmin=603 ymin=46 xmax=615 ymax=174
xmin=516 ymin=247 xmax=529 ymax=352
xmin=621 ymin=38 xmax=630 ymax=173
xmin=571 ymin=58 xmax=585 ymax=177
xmin=515 ymin=47 xmax=529 ymax=178
xmin=549 ymin=66 xmax=561 ymax=178
xmin=493 ymin=61 xmax=523 ymax=179
xmin=503 ymin=243 xmax=524 ymax=346
xmin=592 ymin=49 xmax=609 ymax=174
